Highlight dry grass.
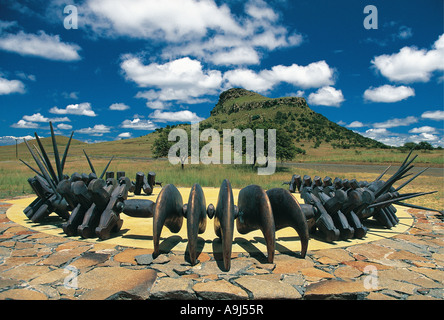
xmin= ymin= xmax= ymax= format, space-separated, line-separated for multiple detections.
xmin=1 ymin=156 xmax=442 ymax=211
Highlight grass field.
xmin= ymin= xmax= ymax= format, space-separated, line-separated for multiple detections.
xmin=0 ymin=133 xmax=442 ymax=210
xmin=1 ymin=154 xmax=442 ymax=211
xmin=3 ymin=133 xmax=443 ymax=165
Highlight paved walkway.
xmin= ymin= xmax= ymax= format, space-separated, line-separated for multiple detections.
xmin=0 ymin=198 xmax=443 ymax=300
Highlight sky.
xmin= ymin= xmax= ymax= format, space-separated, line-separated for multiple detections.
xmin=0 ymin=0 xmax=443 ymax=147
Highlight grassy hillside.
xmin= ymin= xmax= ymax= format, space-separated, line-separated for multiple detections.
xmin=0 ymin=87 xmax=441 ymax=209
xmin=1 ymin=88 xmax=442 ymax=166
xmin=0 ymin=135 xmax=86 ymax=162
xmin=205 ymin=88 xmax=386 ymax=150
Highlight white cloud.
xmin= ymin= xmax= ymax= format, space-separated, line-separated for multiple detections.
xmin=57 ymin=123 xmax=73 ymax=130
xmin=371 ymin=33 xmax=444 ymax=83
xmin=117 ymin=132 xmax=132 ymax=139
xmin=50 ymin=102 xmax=97 ymax=117
xmin=0 ymin=135 xmax=35 ymax=146
xmin=0 ymin=76 xmax=25 ymax=95
xmin=245 ymin=0 xmax=278 ymax=22
xmin=361 ymin=128 xmax=444 ymax=147
xmin=82 ymin=0 xmax=242 ymax=41
xmin=363 ymin=128 xmax=390 ymax=137
xmin=347 ymin=121 xmax=365 ymax=128
xmin=361 ymin=128 xmax=407 ymax=147
xmin=122 ymin=56 xmax=222 ymax=106
xmin=10 ymin=120 xmax=39 ymax=129
xmin=122 ymin=56 xmax=222 ymax=89
xmin=149 ymin=110 xmax=205 ymax=123
xmin=0 ymin=30 xmax=81 ymax=61
xmin=109 ymin=103 xmax=130 ymax=111
xmin=121 ymin=118 xmax=158 ymax=130
xmin=22 ymin=113 xmax=70 ymax=123
xmin=363 ymin=85 xmax=415 ymax=103
xmin=210 ymin=46 xmax=261 ymax=66
xmin=223 ymin=60 xmax=336 ymax=93
xmin=307 ymin=86 xmax=344 ymax=107
xmin=81 ymin=0 xmax=302 ymax=66
xmin=408 ymin=126 xmax=438 ymax=134
xmin=413 ymin=132 xmax=439 ymax=143
xmin=261 ymin=61 xmax=335 ymax=89
xmin=421 ymin=110 xmax=444 ymax=121
xmin=76 ymin=124 xmax=111 ymax=136
xmin=223 ymin=69 xmax=275 ymax=92
xmin=373 ymin=116 xmax=418 ymax=129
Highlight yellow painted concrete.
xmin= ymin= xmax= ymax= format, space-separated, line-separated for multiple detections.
xmin=5 ymin=187 xmax=414 ymax=253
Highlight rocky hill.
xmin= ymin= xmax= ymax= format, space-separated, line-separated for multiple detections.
xmin=201 ymin=88 xmax=386 ymax=150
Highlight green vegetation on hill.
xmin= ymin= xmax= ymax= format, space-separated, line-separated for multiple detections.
xmin=151 ymin=88 xmax=388 ymax=163
xmin=205 ymin=88 xmax=387 ymax=151
xmin=1 ymin=88 xmax=442 ymax=167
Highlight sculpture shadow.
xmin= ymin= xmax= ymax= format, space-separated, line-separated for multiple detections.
xmin=235 ymin=237 xmax=269 ymax=264
xmin=184 ymin=237 xmax=206 ymax=264
xmin=121 ymin=234 xmax=153 ymax=241
xmin=274 ymin=235 xmax=310 ymax=258
xmin=211 ymin=238 xmax=228 ymax=271
xmin=158 ymin=235 xmax=182 ymax=254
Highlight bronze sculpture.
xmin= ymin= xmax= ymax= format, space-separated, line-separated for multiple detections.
xmin=19 ymin=123 xmax=440 ymax=271
xmin=284 ymin=149 xmax=439 ymax=242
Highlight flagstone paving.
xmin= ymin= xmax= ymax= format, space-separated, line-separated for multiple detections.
xmin=0 ymin=201 xmax=443 ymax=300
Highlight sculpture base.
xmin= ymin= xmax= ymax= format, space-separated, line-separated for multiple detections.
xmin=5 ymin=187 xmax=414 ymax=254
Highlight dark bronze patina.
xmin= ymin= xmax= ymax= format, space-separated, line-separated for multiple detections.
xmin=236 ymin=185 xmax=275 ymax=263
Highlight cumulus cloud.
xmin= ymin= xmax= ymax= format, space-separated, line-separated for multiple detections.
xmin=10 ymin=120 xmax=39 ymax=129
xmin=307 ymin=86 xmax=344 ymax=107
xmin=121 ymin=118 xmax=158 ymax=130
xmin=0 ymin=76 xmax=25 ymax=95
xmin=223 ymin=61 xmax=336 ymax=93
xmin=122 ymin=56 xmax=222 ymax=107
xmin=357 ymin=115 xmax=444 ymax=147
xmin=117 ymin=132 xmax=132 ymax=139
xmin=149 ymin=110 xmax=205 ymax=123
xmin=411 ymin=132 xmax=440 ymax=143
xmin=109 ymin=103 xmax=130 ymax=111
xmin=360 ymin=128 xmax=408 ymax=147
xmin=0 ymin=135 xmax=35 ymax=146
xmin=421 ymin=110 xmax=444 ymax=121
xmin=57 ymin=123 xmax=73 ymax=130
xmin=50 ymin=102 xmax=97 ymax=117
xmin=408 ymin=126 xmax=438 ymax=134
xmin=210 ymin=47 xmax=261 ymax=66
xmin=82 ymin=0 xmax=241 ymax=41
xmin=360 ymin=128 xmax=442 ymax=147
xmin=76 ymin=124 xmax=111 ymax=136
xmin=80 ymin=0 xmax=302 ymax=66
xmin=262 ymin=61 xmax=335 ymax=89
xmin=22 ymin=113 xmax=70 ymax=123
xmin=0 ymin=30 xmax=81 ymax=61
xmin=371 ymin=33 xmax=444 ymax=83
xmin=223 ymin=69 xmax=275 ymax=92
xmin=347 ymin=121 xmax=365 ymax=128
xmin=363 ymin=85 xmax=415 ymax=103
xmin=373 ymin=116 xmax=418 ymax=129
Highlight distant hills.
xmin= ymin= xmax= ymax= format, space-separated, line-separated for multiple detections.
xmin=202 ymin=88 xmax=386 ymax=150
xmin=2 ymin=88 xmax=388 ymax=162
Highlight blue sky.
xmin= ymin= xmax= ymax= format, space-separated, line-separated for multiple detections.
xmin=0 ymin=0 xmax=443 ymax=147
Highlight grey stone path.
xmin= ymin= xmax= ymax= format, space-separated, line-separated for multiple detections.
xmin=0 ymin=201 xmax=443 ymax=300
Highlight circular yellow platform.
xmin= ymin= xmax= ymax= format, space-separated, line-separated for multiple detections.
xmin=5 ymin=187 xmax=414 ymax=254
